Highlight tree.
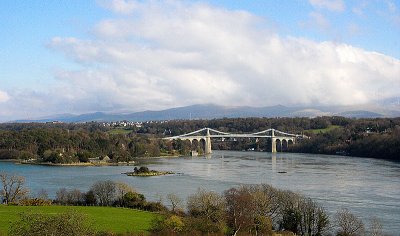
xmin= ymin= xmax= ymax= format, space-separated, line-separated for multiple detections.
xmin=277 ymin=189 xmax=330 ymax=236
xmin=90 ymin=180 xmax=116 ymax=206
xmin=35 ymin=189 xmax=48 ymax=200
xmin=187 ymin=189 xmax=226 ymax=233
xmin=55 ymin=188 xmax=69 ymax=204
xmin=225 ymin=187 xmax=252 ymax=235
xmin=77 ymin=151 xmax=93 ymax=162
xmin=115 ymin=182 xmax=135 ymax=206
xmin=0 ymin=172 xmax=28 ymax=204
xmin=151 ymin=215 xmax=185 ymax=234
xmin=297 ymin=197 xmax=330 ymax=236
xmin=9 ymin=210 xmax=95 ymax=236
xmin=84 ymin=190 xmax=97 ymax=206
xmin=167 ymin=193 xmax=183 ymax=213
xmin=55 ymin=188 xmax=84 ymax=205
xmin=335 ymin=208 xmax=365 ymax=236
xmin=369 ymin=217 xmax=383 ymax=236
xmin=123 ymin=191 xmax=146 ymax=209
xmin=278 ymin=190 xmax=302 ymax=234
xmin=67 ymin=189 xmax=85 ymax=205
xmin=162 ymin=215 xmax=185 ymax=233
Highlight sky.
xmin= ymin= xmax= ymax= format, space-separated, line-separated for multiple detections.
xmin=0 ymin=0 xmax=399 ymax=121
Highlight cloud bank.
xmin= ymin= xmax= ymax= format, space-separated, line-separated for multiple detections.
xmin=1 ymin=0 xmax=399 ymax=120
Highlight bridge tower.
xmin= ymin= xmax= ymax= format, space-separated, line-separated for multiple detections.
xmin=271 ymin=129 xmax=277 ymax=153
xmin=205 ymin=128 xmax=212 ymax=154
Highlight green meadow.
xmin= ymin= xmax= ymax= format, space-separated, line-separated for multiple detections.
xmin=0 ymin=205 xmax=157 ymax=235
xmin=305 ymin=125 xmax=340 ymax=134
xmin=107 ymin=128 xmax=134 ymax=135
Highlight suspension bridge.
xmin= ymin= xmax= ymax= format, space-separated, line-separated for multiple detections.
xmin=163 ymin=128 xmax=305 ymax=154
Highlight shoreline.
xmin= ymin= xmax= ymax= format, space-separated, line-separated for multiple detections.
xmin=16 ymin=160 xmax=137 ymax=167
xmin=1 ymin=155 xmax=184 ymax=167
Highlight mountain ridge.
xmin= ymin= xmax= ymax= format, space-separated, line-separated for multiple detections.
xmin=10 ymin=104 xmax=400 ymax=123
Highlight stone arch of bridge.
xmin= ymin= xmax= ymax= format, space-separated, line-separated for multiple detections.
xmin=191 ymin=139 xmax=199 ymax=151
xmin=275 ymin=139 xmax=282 ymax=152
xmin=282 ymin=139 xmax=288 ymax=151
xmin=199 ymin=138 xmax=206 ymax=153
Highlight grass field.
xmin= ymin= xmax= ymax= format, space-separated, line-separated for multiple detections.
xmin=0 ymin=205 xmax=157 ymax=235
xmin=107 ymin=128 xmax=134 ymax=135
xmin=305 ymin=125 xmax=340 ymax=134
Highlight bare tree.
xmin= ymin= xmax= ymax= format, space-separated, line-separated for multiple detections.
xmin=167 ymin=193 xmax=183 ymax=213
xmin=0 ymin=172 xmax=29 ymax=204
xmin=369 ymin=217 xmax=383 ymax=236
xmin=115 ymin=182 xmax=134 ymax=206
xmin=297 ymin=197 xmax=330 ymax=236
xmin=224 ymin=186 xmax=257 ymax=235
xmin=335 ymin=208 xmax=365 ymax=236
xmin=67 ymin=189 xmax=85 ymax=205
xmin=55 ymin=188 xmax=85 ymax=205
xmin=55 ymin=188 xmax=69 ymax=204
xmin=187 ymin=188 xmax=226 ymax=233
xmin=36 ymin=188 xmax=49 ymax=200
xmin=90 ymin=180 xmax=116 ymax=206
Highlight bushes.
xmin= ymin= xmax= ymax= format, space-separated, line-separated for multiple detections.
xmin=152 ymin=185 xmax=331 ymax=236
xmin=0 ymin=149 xmax=20 ymax=160
xmin=53 ymin=180 xmax=167 ymax=213
xmin=55 ymin=188 xmax=85 ymax=205
xmin=133 ymin=166 xmax=150 ymax=174
xmin=334 ymin=208 xmax=365 ymax=236
xmin=77 ymin=151 xmax=94 ymax=162
xmin=18 ymin=198 xmax=52 ymax=206
xmin=187 ymin=189 xmax=226 ymax=234
xmin=9 ymin=210 xmax=95 ymax=236
xmin=224 ymin=185 xmax=328 ymax=236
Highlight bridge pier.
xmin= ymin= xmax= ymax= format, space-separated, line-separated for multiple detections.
xmin=271 ymin=138 xmax=277 ymax=153
xmin=271 ymin=129 xmax=277 ymax=153
xmin=205 ymin=128 xmax=212 ymax=154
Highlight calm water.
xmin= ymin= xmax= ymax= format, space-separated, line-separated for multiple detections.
xmin=1 ymin=151 xmax=400 ymax=234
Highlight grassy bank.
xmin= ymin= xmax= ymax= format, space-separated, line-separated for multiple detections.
xmin=107 ymin=128 xmax=134 ymax=135
xmin=305 ymin=125 xmax=340 ymax=134
xmin=0 ymin=205 xmax=157 ymax=235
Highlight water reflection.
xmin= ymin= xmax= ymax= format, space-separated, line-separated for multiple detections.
xmin=272 ymin=153 xmax=276 ymax=172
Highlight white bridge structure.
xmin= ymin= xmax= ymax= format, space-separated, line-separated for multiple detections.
xmin=163 ymin=128 xmax=304 ymax=154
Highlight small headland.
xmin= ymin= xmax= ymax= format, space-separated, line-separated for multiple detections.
xmin=123 ymin=166 xmax=174 ymax=177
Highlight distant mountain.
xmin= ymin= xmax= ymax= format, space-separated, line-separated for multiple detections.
xmin=336 ymin=110 xmax=384 ymax=118
xmin=11 ymin=103 xmax=400 ymax=123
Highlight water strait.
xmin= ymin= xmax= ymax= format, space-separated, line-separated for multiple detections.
xmin=1 ymin=151 xmax=399 ymax=234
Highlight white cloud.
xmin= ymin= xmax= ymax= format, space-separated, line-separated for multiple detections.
xmin=97 ymin=0 xmax=138 ymax=14
xmin=386 ymin=1 xmax=400 ymax=27
xmin=309 ymin=0 xmax=345 ymax=12
xmin=2 ymin=0 xmax=400 ymax=119
xmin=352 ymin=1 xmax=368 ymax=17
xmin=0 ymin=90 xmax=10 ymax=103
xmin=47 ymin=1 xmax=400 ymax=107
xmin=347 ymin=23 xmax=362 ymax=36
xmin=387 ymin=1 xmax=397 ymax=13
xmin=307 ymin=11 xmax=331 ymax=30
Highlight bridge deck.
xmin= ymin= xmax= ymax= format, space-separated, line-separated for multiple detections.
xmin=164 ymin=134 xmax=296 ymax=140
